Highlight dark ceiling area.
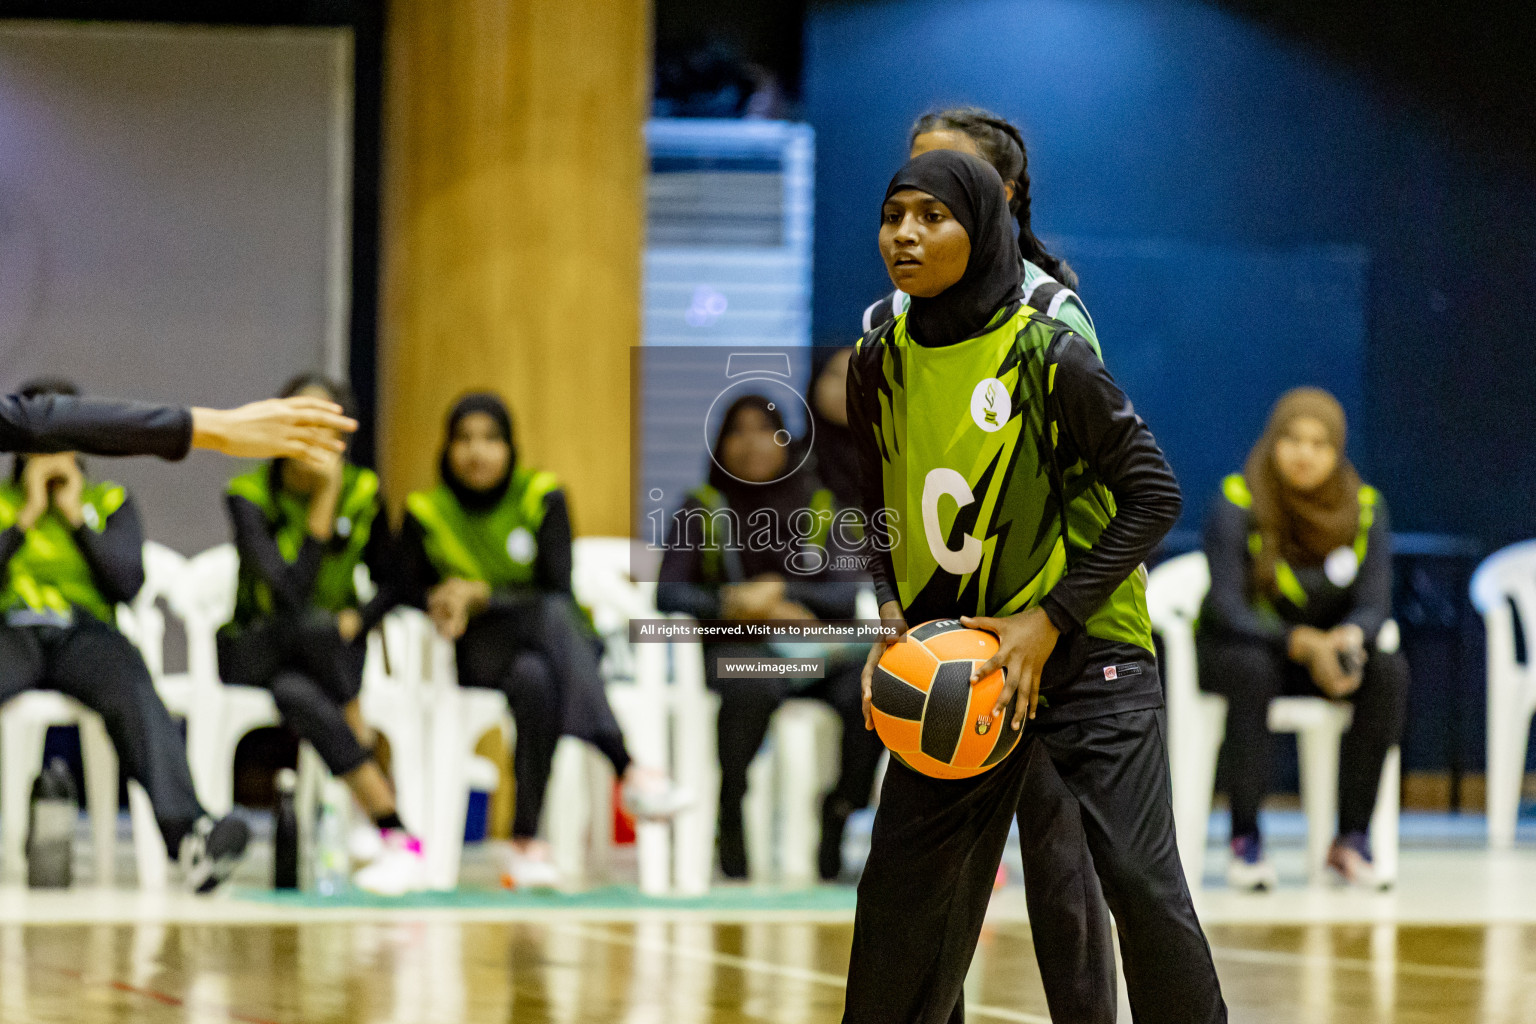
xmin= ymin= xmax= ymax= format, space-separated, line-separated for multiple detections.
xmin=1212 ymin=0 xmax=1536 ymax=163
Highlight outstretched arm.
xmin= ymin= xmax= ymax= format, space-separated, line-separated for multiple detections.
xmin=0 ymin=392 xmax=355 ymax=468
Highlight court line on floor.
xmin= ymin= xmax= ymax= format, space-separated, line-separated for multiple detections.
xmin=555 ymin=921 xmax=1053 ymax=1024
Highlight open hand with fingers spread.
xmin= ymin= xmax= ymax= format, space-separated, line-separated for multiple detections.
xmin=961 ymin=607 xmax=1061 ymax=731
xmin=189 ymin=396 xmax=357 ymax=469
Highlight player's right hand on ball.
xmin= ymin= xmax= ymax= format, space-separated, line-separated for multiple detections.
xmin=861 ymin=601 xmax=906 ymax=730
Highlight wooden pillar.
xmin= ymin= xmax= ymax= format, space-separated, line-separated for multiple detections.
xmin=379 ymin=0 xmax=649 ymax=536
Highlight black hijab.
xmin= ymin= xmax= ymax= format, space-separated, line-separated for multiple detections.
xmin=883 ymin=149 xmax=1024 ymax=348
xmin=706 ymin=394 xmax=820 ymax=579
xmin=440 ymin=392 xmax=516 ymax=512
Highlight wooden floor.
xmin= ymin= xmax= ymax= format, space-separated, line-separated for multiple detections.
xmin=2 ymin=919 xmax=1533 ymax=1023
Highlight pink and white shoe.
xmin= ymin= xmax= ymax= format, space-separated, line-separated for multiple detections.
xmin=352 ymin=830 xmax=426 ymax=896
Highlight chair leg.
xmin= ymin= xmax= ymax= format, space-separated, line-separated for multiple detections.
xmin=295 ymin=742 xmax=328 ymax=890
xmin=127 ymin=781 xmax=168 ymax=889
xmin=670 ymin=690 xmax=719 ymax=896
xmin=1296 ymin=724 xmax=1345 ymax=883
xmin=1485 ymin=687 xmax=1531 ymax=851
xmin=744 ymin=749 xmax=775 ymax=884
xmin=585 ymin=749 xmax=616 ymax=885
xmin=78 ymin=712 xmax=121 ymax=888
xmin=0 ymin=712 xmax=49 ymax=882
xmin=1172 ymin=695 xmax=1225 ymax=892
xmin=425 ymin=707 xmax=472 ymax=892
xmin=545 ymin=737 xmax=591 ymax=886
xmin=1370 ymin=746 xmax=1401 ymax=887
xmin=774 ymin=709 xmax=821 ymax=887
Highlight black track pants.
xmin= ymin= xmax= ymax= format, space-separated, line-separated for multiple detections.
xmin=844 ymin=706 xmax=1226 ymax=1024
xmin=0 ymin=620 xmax=205 ymax=855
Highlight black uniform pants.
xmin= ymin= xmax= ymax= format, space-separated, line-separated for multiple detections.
xmin=1198 ymin=634 xmax=1408 ymax=839
xmin=0 ymin=619 xmax=206 ymax=855
xmin=456 ymin=594 xmax=630 ymax=840
xmin=218 ymin=610 xmax=371 ymax=777
xmin=705 ymin=642 xmax=885 ymax=872
xmin=844 ymin=705 xmax=1226 ymax=1024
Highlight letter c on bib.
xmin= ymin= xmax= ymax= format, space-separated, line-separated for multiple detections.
xmin=922 ymin=469 xmax=983 ymax=575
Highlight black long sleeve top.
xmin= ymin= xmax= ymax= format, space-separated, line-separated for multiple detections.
xmin=1199 ymin=490 xmax=1393 ymax=649
xmin=397 ymin=489 xmax=575 ymax=616
xmin=227 ymin=492 xmax=397 ymax=634
xmin=0 ymin=394 xmax=192 ymax=459
xmin=848 ymin=330 xmax=1182 ymax=634
xmin=0 ymin=492 xmax=147 ymax=607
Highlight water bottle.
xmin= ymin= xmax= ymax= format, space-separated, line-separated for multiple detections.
xmin=313 ymin=778 xmax=350 ymax=897
xmin=27 ymin=758 xmax=77 ymax=888
xmin=273 ymin=769 xmax=299 ymax=890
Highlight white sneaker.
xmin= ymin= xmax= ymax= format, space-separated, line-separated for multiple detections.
xmin=348 ymin=823 xmax=386 ymax=865
xmin=1226 ymin=835 xmax=1278 ymax=892
xmin=500 ymin=844 xmax=561 ymax=890
xmin=621 ymin=766 xmax=694 ymax=821
xmin=352 ymin=831 xmax=426 ymax=896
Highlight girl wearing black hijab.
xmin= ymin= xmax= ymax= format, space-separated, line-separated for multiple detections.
xmin=655 ymin=394 xmax=883 ymax=881
xmin=842 ymin=151 xmax=1225 ymax=1023
xmin=400 ymin=393 xmax=688 ymax=889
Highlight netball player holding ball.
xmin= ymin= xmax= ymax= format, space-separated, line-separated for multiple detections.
xmin=843 ymin=149 xmax=1226 ymax=1022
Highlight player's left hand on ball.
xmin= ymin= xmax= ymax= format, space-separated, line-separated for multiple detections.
xmin=861 ymin=600 xmax=907 ymax=730
xmin=962 ymin=607 xmax=1061 ymax=730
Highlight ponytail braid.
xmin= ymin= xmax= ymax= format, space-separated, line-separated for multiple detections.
xmin=909 ymin=106 xmax=1079 ymax=292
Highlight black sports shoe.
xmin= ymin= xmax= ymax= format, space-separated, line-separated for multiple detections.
xmin=180 ymin=815 xmax=250 ymax=894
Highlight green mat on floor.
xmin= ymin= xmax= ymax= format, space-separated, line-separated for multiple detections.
xmin=235 ymin=883 xmax=860 ymax=912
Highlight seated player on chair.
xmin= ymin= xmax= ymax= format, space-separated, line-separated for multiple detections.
xmin=216 ymin=373 xmax=423 ymax=896
xmin=0 ymin=379 xmax=248 ymax=892
xmin=1198 ymin=387 xmax=1407 ymax=890
xmin=398 ymin=393 xmax=689 ymax=890
xmin=656 ymin=393 xmax=883 ymax=882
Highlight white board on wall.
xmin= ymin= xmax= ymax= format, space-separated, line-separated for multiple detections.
xmin=0 ymin=21 xmax=352 ymax=554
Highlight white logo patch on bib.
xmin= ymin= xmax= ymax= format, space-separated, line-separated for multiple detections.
xmin=507 ymin=527 xmax=537 ymax=565
xmin=1324 ymin=546 xmax=1360 ymax=587
xmin=969 ymin=378 xmax=1009 ymax=433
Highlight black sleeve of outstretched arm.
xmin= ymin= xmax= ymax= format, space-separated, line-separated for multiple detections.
xmin=845 ymin=341 xmax=901 ymax=610
xmin=1200 ymin=495 xmax=1289 ymax=648
xmin=226 ymin=494 xmax=323 ymax=614
xmin=0 ymin=394 xmax=193 ymax=459
xmin=75 ymin=494 xmax=146 ymax=604
xmin=532 ymin=491 xmax=575 ymax=596
xmin=1345 ymin=498 xmax=1393 ymax=641
xmin=1039 ymin=335 xmax=1183 ymax=633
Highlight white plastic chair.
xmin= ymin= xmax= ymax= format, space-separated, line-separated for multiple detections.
xmin=0 ymin=693 xmax=164 ymax=887
xmin=1148 ymin=551 xmax=1400 ymax=887
xmin=668 ymin=622 xmax=721 ymax=895
xmin=510 ymin=537 xmax=672 ymax=893
xmin=398 ymin=608 xmax=511 ymax=891
xmin=1470 ymin=539 xmax=1536 ymax=850
xmin=0 ymin=542 xmax=185 ymax=888
xmin=170 ymin=544 xmax=282 ymax=816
